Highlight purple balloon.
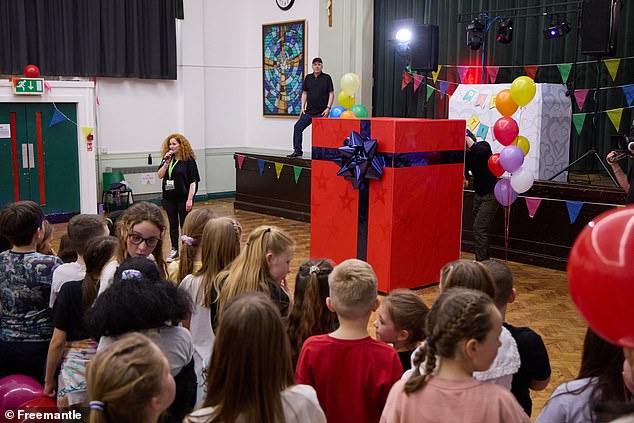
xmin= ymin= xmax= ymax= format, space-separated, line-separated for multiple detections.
xmin=0 ymin=375 xmax=43 ymax=414
xmin=494 ymin=179 xmax=518 ymax=206
xmin=499 ymin=145 xmax=524 ymax=173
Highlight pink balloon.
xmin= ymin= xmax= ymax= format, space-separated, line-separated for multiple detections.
xmin=493 ymin=117 xmax=519 ymax=146
xmin=494 ymin=179 xmax=518 ymax=206
xmin=499 ymin=145 xmax=525 ymax=173
xmin=0 ymin=375 xmax=43 ymax=415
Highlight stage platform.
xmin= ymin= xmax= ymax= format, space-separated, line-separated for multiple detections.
xmin=234 ymin=152 xmax=626 ymax=270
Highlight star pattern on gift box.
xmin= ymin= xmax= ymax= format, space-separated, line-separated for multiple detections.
xmin=314 ymin=169 xmax=329 ymax=192
xmin=373 ymin=183 xmax=387 ymax=206
xmin=337 ymin=131 xmax=385 ymax=190
xmin=339 ymin=189 xmax=355 ymax=213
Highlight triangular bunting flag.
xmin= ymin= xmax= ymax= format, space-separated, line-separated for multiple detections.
xmin=81 ymin=126 xmax=93 ymax=139
xmin=236 ymin=154 xmax=245 ymax=169
xmin=431 ymin=65 xmax=442 ymax=84
xmin=557 ymin=63 xmax=572 ymax=84
xmin=48 ymin=109 xmax=65 ymax=127
xmin=274 ymin=162 xmax=284 ymax=179
xmin=573 ymin=89 xmax=590 ymax=110
xmin=439 ymin=81 xmax=450 ymax=97
xmin=293 ymin=166 xmax=302 ymax=183
xmin=604 ymin=58 xmax=621 ymax=82
xmin=401 ymin=72 xmax=413 ymax=90
xmin=572 ymin=113 xmax=587 ymax=135
xmin=524 ymin=65 xmax=538 ymax=80
xmin=257 ymin=159 xmax=265 ymax=176
xmin=412 ymin=74 xmax=424 ymax=92
xmin=565 ymin=201 xmax=583 ymax=224
xmin=606 ymin=108 xmax=623 ymax=131
xmin=624 ymin=85 xmax=634 ymax=107
xmin=426 ymin=84 xmax=435 ymax=101
xmin=525 ymin=197 xmax=542 ymax=218
xmin=457 ymin=67 xmax=469 ymax=84
xmin=486 ymin=66 xmax=499 ymax=84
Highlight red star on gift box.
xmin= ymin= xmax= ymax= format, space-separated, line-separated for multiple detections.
xmin=373 ymin=183 xmax=387 ymax=205
xmin=339 ymin=189 xmax=355 ymax=213
xmin=315 ymin=169 xmax=329 ymax=191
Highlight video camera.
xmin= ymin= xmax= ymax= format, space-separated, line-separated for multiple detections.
xmin=608 ymin=120 xmax=634 ymax=163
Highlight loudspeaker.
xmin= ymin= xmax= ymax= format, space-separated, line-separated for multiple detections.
xmin=581 ymin=0 xmax=622 ymax=56
xmin=410 ymin=25 xmax=439 ymax=72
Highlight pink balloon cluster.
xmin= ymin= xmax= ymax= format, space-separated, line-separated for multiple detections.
xmin=491 ymin=76 xmax=537 ymax=206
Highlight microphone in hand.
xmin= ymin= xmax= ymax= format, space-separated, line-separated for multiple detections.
xmin=159 ymin=151 xmax=174 ymax=167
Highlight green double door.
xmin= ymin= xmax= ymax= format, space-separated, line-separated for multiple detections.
xmin=0 ymin=103 xmax=80 ymax=216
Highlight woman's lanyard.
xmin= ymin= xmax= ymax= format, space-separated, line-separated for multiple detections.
xmin=168 ymin=159 xmax=179 ymax=179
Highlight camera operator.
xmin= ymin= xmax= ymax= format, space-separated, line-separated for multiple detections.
xmin=606 ymin=128 xmax=634 ymax=204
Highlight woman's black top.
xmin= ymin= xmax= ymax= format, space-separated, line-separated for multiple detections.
xmin=161 ymin=158 xmax=200 ymax=202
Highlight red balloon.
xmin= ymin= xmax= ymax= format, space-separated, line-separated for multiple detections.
xmin=487 ymin=153 xmax=505 ymax=177
xmin=493 ymin=117 xmax=519 ymax=146
xmin=23 ymin=64 xmax=40 ymax=78
xmin=567 ymin=206 xmax=634 ymax=348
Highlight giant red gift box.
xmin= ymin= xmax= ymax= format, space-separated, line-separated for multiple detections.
xmin=310 ymin=117 xmax=466 ymax=292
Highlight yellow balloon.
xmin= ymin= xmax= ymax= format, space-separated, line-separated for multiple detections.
xmin=338 ymin=91 xmax=355 ymax=109
xmin=510 ymin=76 xmax=536 ymax=107
xmin=512 ymin=135 xmax=531 ymax=156
xmin=341 ymin=73 xmax=360 ymax=96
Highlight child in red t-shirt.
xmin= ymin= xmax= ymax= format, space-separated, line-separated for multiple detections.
xmin=295 ymin=259 xmax=403 ymax=423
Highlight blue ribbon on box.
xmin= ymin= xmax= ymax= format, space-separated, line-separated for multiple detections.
xmin=311 ymin=119 xmax=464 ymax=261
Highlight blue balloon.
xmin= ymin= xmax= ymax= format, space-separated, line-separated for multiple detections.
xmin=329 ymin=106 xmax=345 ymax=118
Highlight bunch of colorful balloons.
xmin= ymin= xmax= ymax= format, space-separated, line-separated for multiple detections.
xmin=489 ymin=76 xmax=537 ymax=206
xmin=329 ymin=73 xmax=368 ymax=119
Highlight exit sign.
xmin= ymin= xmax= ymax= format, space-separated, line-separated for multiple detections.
xmin=13 ymin=78 xmax=45 ymax=95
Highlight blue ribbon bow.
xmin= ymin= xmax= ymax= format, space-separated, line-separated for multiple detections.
xmin=337 ymin=130 xmax=385 ymax=189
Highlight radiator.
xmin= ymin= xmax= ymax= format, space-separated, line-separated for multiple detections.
xmin=110 ymin=166 xmax=161 ymax=195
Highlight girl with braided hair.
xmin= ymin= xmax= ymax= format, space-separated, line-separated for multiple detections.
xmin=380 ymin=288 xmax=529 ymax=423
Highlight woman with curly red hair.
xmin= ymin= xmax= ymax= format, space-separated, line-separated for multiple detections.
xmin=157 ymin=133 xmax=200 ymax=262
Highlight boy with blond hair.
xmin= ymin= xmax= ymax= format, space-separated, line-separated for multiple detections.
xmin=295 ymin=259 xmax=403 ymax=423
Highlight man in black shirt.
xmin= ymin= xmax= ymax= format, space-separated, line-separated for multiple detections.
xmin=287 ymin=57 xmax=334 ymax=158
xmin=464 ymin=130 xmax=499 ymax=261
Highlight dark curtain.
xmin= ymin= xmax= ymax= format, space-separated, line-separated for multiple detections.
xmin=0 ymin=0 xmax=177 ymax=80
xmin=373 ymin=0 xmax=634 ymax=172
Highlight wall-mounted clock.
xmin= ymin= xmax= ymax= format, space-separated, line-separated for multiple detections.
xmin=276 ymin=0 xmax=295 ymax=11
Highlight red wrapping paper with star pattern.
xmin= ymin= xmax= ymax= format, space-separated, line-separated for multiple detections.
xmin=310 ymin=117 xmax=466 ymax=292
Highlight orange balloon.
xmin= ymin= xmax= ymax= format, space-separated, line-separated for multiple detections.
xmin=495 ymin=89 xmax=519 ymax=117
xmin=340 ymin=111 xmax=356 ymax=119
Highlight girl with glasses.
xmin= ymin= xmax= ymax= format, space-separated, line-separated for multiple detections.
xmin=98 ymin=202 xmax=168 ymax=295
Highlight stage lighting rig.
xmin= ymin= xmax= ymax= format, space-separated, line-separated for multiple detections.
xmin=496 ymin=18 xmax=513 ymax=44
xmin=466 ymin=18 xmax=485 ymax=50
xmin=543 ymin=15 xmax=571 ymax=40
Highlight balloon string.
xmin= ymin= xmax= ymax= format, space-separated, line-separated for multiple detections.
xmin=503 ymin=205 xmax=509 ymax=262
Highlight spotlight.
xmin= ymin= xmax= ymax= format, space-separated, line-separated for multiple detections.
xmin=543 ymin=16 xmax=571 ymax=40
xmin=496 ymin=18 xmax=513 ymax=44
xmin=466 ymin=19 xmax=485 ymax=50
xmin=395 ymin=28 xmax=412 ymax=43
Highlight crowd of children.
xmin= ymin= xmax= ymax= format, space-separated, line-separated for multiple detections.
xmin=1 ymin=199 xmax=634 ymax=422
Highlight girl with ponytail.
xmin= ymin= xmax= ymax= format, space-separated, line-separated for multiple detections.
xmin=286 ymin=259 xmax=338 ymax=369
xmin=210 ymin=225 xmax=295 ymax=329
xmin=87 ymin=333 xmax=175 ymax=423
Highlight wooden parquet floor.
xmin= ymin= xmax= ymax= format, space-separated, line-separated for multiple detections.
xmin=51 ymin=198 xmax=585 ymax=421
